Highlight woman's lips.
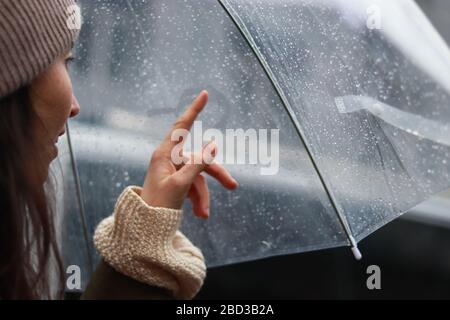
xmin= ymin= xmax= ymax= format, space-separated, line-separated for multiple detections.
xmin=54 ymin=130 xmax=66 ymax=143
xmin=51 ymin=143 xmax=58 ymax=159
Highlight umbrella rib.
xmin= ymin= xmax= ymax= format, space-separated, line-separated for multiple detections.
xmin=217 ymin=0 xmax=361 ymax=260
xmin=66 ymin=122 xmax=95 ymax=274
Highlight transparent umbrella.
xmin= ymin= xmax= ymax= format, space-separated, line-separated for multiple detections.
xmin=60 ymin=0 xmax=450 ymax=287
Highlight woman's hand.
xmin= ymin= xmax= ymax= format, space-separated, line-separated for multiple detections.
xmin=141 ymin=91 xmax=238 ymax=219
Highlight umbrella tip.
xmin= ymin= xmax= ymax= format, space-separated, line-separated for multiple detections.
xmin=351 ymin=245 xmax=362 ymax=260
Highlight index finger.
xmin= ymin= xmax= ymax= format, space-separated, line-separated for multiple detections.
xmin=163 ymin=90 xmax=208 ymax=148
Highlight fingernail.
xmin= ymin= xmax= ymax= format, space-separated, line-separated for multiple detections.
xmin=205 ymin=139 xmax=215 ymax=147
xmin=204 ymin=141 xmax=217 ymax=164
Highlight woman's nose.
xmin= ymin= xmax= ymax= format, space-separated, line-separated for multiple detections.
xmin=70 ymin=95 xmax=80 ymax=118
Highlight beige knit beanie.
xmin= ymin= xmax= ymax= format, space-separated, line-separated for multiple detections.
xmin=0 ymin=0 xmax=81 ymax=99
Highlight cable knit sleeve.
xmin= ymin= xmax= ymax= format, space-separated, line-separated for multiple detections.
xmin=93 ymin=186 xmax=206 ymax=300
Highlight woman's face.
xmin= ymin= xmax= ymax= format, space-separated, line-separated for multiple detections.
xmin=29 ymin=51 xmax=80 ymax=170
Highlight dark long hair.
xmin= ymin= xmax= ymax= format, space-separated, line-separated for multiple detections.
xmin=0 ymin=87 xmax=64 ymax=299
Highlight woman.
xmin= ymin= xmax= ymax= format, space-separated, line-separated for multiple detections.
xmin=0 ymin=0 xmax=238 ymax=299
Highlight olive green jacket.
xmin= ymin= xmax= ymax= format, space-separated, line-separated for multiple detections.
xmin=81 ymin=260 xmax=173 ymax=300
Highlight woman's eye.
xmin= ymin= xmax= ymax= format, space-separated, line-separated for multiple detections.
xmin=65 ymin=57 xmax=75 ymax=68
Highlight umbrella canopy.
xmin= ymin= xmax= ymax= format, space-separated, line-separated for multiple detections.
xmin=61 ymin=0 xmax=450 ymax=281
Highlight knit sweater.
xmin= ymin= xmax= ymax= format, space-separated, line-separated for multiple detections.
xmin=93 ymin=186 xmax=206 ymax=300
